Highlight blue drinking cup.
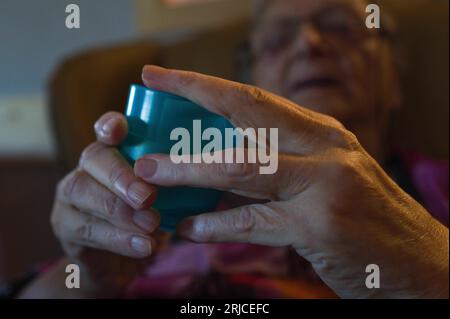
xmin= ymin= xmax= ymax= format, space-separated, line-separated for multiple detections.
xmin=119 ymin=85 xmax=233 ymax=232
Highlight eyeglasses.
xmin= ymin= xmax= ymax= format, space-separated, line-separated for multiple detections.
xmin=251 ymin=6 xmax=389 ymax=60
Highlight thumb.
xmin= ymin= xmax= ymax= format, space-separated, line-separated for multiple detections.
xmin=176 ymin=202 xmax=295 ymax=247
xmin=94 ymin=111 xmax=128 ymax=146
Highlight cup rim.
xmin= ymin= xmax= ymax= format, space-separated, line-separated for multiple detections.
xmin=131 ymin=84 xmax=190 ymax=103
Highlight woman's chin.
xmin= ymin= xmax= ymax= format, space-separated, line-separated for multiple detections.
xmin=288 ymin=91 xmax=352 ymax=119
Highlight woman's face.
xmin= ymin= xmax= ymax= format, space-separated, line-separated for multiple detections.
xmin=250 ymin=0 xmax=401 ymax=126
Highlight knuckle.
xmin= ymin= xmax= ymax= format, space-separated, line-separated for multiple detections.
xmin=103 ymin=194 xmax=124 ymax=218
xmin=232 ymin=206 xmax=258 ymax=233
xmin=253 ymin=204 xmax=282 ymax=232
xmin=77 ymin=220 xmax=95 ymax=243
xmin=342 ymin=130 xmax=361 ymax=150
xmin=79 ymin=142 xmax=103 ymax=167
xmin=323 ymin=114 xmax=346 ymax=130
xmin=230 ymin=204 xmax=280 ymax=236
xmin=326 ymin=126 xmax=360 ymax=151
xmin=227 ymin=84 xmax=270 ymax=124
xmin=108 ymin=158 xmax=128 ymax=186
xmin=103 ymin=195 xmax=118 ymax=217
xmin=58 ymin=170 xmax=86 ymax=201
xmin=219 ymin=162 xmax=257 ymax=182
xmin=240 ymin=85 xmax=269 ymax=108
xmin=177 ymin=70 xmax=198 ymax=87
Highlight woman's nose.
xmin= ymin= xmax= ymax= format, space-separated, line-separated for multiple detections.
xmin=289 ymin=23 xmax=327 ymax=58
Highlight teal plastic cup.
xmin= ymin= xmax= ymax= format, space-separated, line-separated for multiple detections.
xmin=119 ymin=85 xmax=233 ymax=232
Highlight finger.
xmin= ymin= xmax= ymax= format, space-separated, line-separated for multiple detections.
xmin=134 ymin=152 xmax=312 ymax=201
xmin=79 ymin=142 xmax=157 ymax=210
xmin=141 ymin=65 xmax=291 ymax=127
xmin=53 ymin=203 xmax=154 ymax=258
xmin=141 ymin=65 xmax=341 ymax=153
xmin=57 ymin=170 xmax=160 ymax=233
xmin=94 ymin=111 xmax=128 ymax=146
xmin=176 ymin=202 xmax=296 ymax=247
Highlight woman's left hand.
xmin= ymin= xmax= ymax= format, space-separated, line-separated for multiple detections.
xmin=134 ymin=65 xmax=449 ymax=299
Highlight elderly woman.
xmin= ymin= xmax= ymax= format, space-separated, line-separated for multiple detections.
xmin=18 ymin=0 xmax=448 ymax=299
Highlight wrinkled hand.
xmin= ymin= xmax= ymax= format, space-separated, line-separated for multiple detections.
xmin=133 ymin=65 xmax=448 ymax=298
xmin=51 ymin=112 xmax=161 ymax=295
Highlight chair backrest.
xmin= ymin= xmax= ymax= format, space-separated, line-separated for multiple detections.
xmin=49 ymin=42 xmax=162 ymax=169
xmin=49 ymin=21 xmax=248 ymax=170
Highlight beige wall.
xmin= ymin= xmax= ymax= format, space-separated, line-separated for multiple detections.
xmin=134 ymin=0 xmax=252 ymax=36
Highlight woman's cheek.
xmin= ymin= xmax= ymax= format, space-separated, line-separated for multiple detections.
xmin=252 ymin=60 xmax=285 ymax=95
xmin=338 ymin=47 xmax=375 ymax=109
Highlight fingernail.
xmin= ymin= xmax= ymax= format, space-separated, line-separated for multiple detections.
xmin=142 ymin=66 xmax=151 ymax=79
xmin=142 ymin=65 xmax=163 ymax=82
xmin=101 ymin=117 xmax=118 ymax=136
xmin=130 ymin=236 xmax=152 ymax=256
xmin=135 ymin=158 xmax=158 ymax=179
xmin=94 ymin=119 xmax=103 ymax=132
xmin=127 ymin=181 xmax=152 ymax=207
xmin=94 ymin=116 xmax=114 ymax=136
xmin=133 ymin=211 xmax=156 ymax=232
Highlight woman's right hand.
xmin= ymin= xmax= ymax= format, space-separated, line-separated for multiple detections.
xmin=50 ymin=112 xmax=161 ymax=296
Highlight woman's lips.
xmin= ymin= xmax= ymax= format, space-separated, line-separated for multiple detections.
xmin=288 ymin=77 xmax=340 ymax=94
